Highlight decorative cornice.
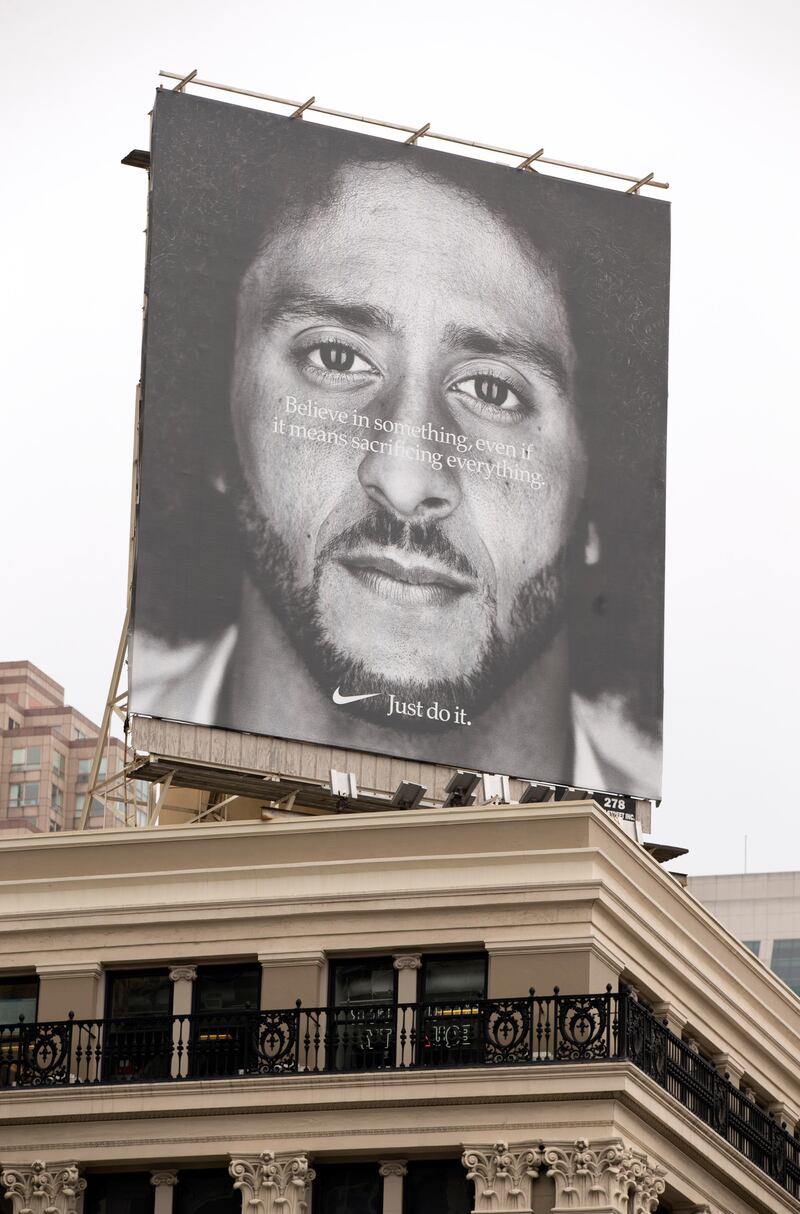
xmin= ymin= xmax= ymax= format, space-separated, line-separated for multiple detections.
xmin=462 ymin=1142 xmax=542 ymax=1212
xmin=1 ymin=1163 xmax=86 ymax=1214
xmin=35 ymin=963 xmax=103 ymax=980
xmin=169 ymin=965 xmax=197 ymax=983
xmin=230 ymin=1154 xmax=315 ymax=1214
xmin=151 ymin=1172 xmax=179 ymax=1187
xmin=393 ymin=954 xmax=422 ymax=970
xmin=543 ymin=1139 xmax=665 ymax=1214
xmin=258 ymin=952 xmax=325 ymax=970
xmin=378 ymin=1160 xmax=408 ymax=1178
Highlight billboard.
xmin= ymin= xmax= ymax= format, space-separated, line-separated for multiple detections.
xmin=130 ymin=89 xmax=669 ymax=800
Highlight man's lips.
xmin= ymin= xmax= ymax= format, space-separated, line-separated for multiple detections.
xmin=337 ymin=547 xmax=475 ymax=603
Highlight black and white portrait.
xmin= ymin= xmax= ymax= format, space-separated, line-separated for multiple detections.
xmin=130 ymin=90 xmax=669 ymax=799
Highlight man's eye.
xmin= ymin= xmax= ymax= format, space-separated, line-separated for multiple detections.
xmin=308 ymin=342 xmax=373 ymax=374
xmin=453 ymin=374 xmax=521 ymax=410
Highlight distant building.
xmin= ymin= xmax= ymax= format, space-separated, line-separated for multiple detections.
xmin=689 ymin=872 xmax=800 ymax=995
xmin=0 ymin=660 xmax=146 ymax=834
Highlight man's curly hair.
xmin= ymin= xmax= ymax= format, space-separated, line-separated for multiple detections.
xmin=133 ymin=90 xmax=669 ymax=740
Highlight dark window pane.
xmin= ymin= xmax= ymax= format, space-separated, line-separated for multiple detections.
xmin=743 ymin=940 xmax=760 ymax=956
xmin=0 ymin=975 xmax=38 ymax=1023
xmin=422 ymin=956 xmax=486 ymax=1002
xmin=85 ymin=1173 xmax=153 ymax=1214
xmin=331 ymin=959 xmax=394 ymax=1005
xmin=194 ymin=965 xmax=260 ymax=1012
xmin=175 ymin=1169 xmax=240 ymax=1214
xmin=313 ymin=1163 xmax=380 ymax=1214
xmin=404 ymin=1161 xmax=472 ymax=1214
xmin=771 ymin=939 xmax=800 ymax=994
xmin=107 ymin=971 xmax=172 ymax=1018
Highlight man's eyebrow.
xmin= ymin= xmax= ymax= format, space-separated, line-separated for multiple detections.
xmin=262 ymin=289 xmax=396 ymax=334
xmin=442 ymin=323 xmax=571 ymax=394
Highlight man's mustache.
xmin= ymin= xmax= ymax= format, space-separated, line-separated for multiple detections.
xmin=316 ymin=508 xmax=479 ymax=580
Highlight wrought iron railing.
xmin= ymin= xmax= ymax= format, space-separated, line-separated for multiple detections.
xmin=1 ymin=992 xmax=798 ymax=1199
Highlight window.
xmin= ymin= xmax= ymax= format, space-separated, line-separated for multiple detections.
xmin=313 ymin=1163 xmax=380 ymax=1214
xmin=103 ymin=971 xmax=173 ymax=1083
xmin=328 ymin=958 xmax=395 ymax=1073
xmin=419 ymin=954 xmax=487 ymax=1068
xmin=743 ymin=940 xmax=760 ymax=957
xmin=77 ymin=756 xmax=107 ymax=782
xmin=75 ymin=728 xmax=85 ymax=740
xmin=8 ymin=718 xmax=19 ymax=729
xmin=174 ymin=1170 xmax=241 ymax=1214
xmin=404 ymin=1161 xmax=472 ymax=1214
xmin=106 ymin=971 xmax=172 ymax=1019
xmin=8 ymin=782 xmax=39 ymax=808
xmin=194 ymin=964 xmax=260 ymax=1014
xmin=11 ymin=746 xmax=40 ymax=770
xmin=0 ymin=975 xmax=38 ymax=1024
xmin=771 ymin=940 xmax=800 ymax=995
xmin=52 ymin=751 xmax=65 ymax=776
xmin=84 ymin=1173 xmax=154 ymax=1214
xmin=51 ymin=783 xmax=63 ymax=807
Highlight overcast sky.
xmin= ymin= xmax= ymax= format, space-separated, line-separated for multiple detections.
xmin=2 ymin=0 xmax=798 ymax=875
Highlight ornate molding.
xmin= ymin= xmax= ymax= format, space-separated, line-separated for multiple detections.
xmin=392 ymin=954 xmax=422 ymax=970
xmin=378 ymin=1161 xmax=408 ymax=1178
xmin=169 ymin=965 xmax=197 ymax=983
xmin=544 ymin=1139 xmax=665 ymax=1214
xmin=230 ymin=1154 xmax=315 ymax=1214
xmin=151 ymin=1172 xmax=179 ymax=1187
xmin=1 ymin=1163 xmax=87 ymax=1214
xmin=462 ymin=1142 xmax=542 ymax=1212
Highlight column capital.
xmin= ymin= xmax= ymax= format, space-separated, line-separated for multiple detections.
xmin=230 ymin=1154 xmax=315 ymax=1214
xmin=151 ymin=1172 xmax=179 ymax=1187
xmin=2 ymin=1163 xmax=86 ymax=1214
xmin=379 ymin=1161 xmax=408 ymax=1178
xmin=544 ymin=1139 xmax=665 ymax=1214
xmin=462 ymin=1142 xmax=542 ymax=1212
xmin=393 ymin=954 xmax=422 ymax=970
xmin=169 ymin=965 xmax=197 ymax=983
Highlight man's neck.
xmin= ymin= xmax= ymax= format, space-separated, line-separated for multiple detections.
xmin=224 ymin=579 xmax=573 ymax=782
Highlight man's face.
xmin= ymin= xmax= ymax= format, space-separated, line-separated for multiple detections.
xmin=230 ymin=162 xmax=587 ymax=714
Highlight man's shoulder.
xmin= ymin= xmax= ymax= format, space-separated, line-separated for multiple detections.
xmin=571 ymin=692 xmax=661 ymax=800
xmin=130 ymin=627 xmax=238 ymax=724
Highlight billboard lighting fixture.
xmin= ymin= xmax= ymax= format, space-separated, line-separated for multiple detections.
xmin=443 ymin=771 xmax=480 ymax=808
xmin=481 ymin=774 xmax=511 ymax=804
xmin=519 ymin=782 xmax=554 ymax=804
xmin=391 ymin=781 xmax=427 ymax=810
xmin=329 ymin=770 xmax=359 ymax=800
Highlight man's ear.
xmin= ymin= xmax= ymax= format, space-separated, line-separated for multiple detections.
xmin=584 ymin=520 xmax=601 ymax=566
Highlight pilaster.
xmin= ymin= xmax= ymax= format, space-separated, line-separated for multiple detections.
xmin=462 ymin=1142 xmax=542 ymax=1212
xmin=151 ymin=1171 xmax=178 ymax=1214
xmin=2 ymin=1163 xmax=87 ymax=1214
xmin=169 ymin=965 xmax=197 ymax=1078
xmin=379 ymin=1160 xmax=407 ymax=1214
xmin=543 ymin=1139 xmax=665 ymax=1214
xmin=229 ymin=1154 xmax=315 ymax=1214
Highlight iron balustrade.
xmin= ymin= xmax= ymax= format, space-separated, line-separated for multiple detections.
xmin=1 ymin=992 xmax=797 ymax=1199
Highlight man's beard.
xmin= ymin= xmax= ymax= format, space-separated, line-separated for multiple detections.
xmin=233 ymin=482 xmax=570 ymax=730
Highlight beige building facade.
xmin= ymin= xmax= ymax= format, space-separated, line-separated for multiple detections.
xmin=0 ymin=765 xmax=799 ymax=1214
xmin=689 ymin=872 xmax=800 ymax=996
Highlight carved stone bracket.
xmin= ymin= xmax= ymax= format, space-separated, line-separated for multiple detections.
xmin=230 ymin=1154 xmax=315 ymax=1214
xmin=462 ymin=1142 xmax=543 ymax=1212
xmin=1 ymin=1163 xmax=87 ymax=1214
xmin=544 ymin=1139 xmax=666 ymax=1214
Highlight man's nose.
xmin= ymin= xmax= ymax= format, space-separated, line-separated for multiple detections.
xmin=357 ymin=378 xmax=462 ymax=523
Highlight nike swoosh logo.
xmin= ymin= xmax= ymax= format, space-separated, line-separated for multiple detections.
xmin=332 ymin=687 xmax=382 ymax=705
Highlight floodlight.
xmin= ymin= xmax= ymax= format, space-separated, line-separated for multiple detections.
xmin=481 ymin=774 xmax=511 ymax=804
xmin=519 ymin=782 xmax=553 ymax=804
xmin=391 ymin=781 xmax=426 ymax=810
xmin=329 ymin=770 xmax=358 ymax=799
xmin=443 ymin=771 xmax=480 ymax=808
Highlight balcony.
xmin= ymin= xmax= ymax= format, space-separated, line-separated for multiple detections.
xmin=1 ymin=991 xmax=798 ymax=1200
